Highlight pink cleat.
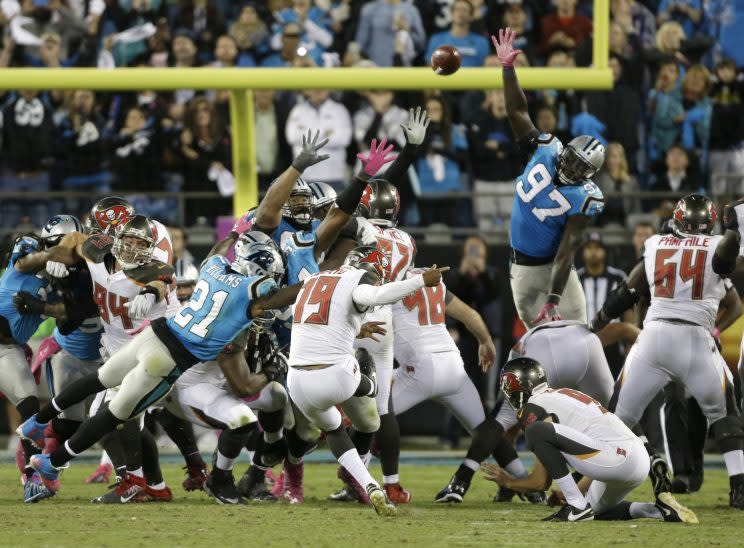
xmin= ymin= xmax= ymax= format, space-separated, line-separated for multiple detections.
xmin=338 ymin=466 xmax=370 ymax=504
xmin=85 ymin=463 xmax=113 ymax=484
xmin=283 ymin=461 xmax=304 ymax=504
xmin=270 ymin=468 xmax=286 ymax=499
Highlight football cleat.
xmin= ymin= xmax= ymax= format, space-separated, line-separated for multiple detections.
xmin=182 ymin=464 xmax=208 ymax=491
xmin=521 ymin=490 xmax=547 ymax=505
xmin=649 ymin=454 xmax=673 ymax=497
xmin=656 ymin=492 xmax=699 ymax=523
xmin=237 ymin=466 xmax=277 ymax=502
xmin=17 ymin=414 xmax=48 ymax=450
xmin=384 ymin=482 xmax=411 ymax=504
xmin=270 ymin=469 xmax=286 ymax=499
xmin=24 ymin=473 xmax=54 ymax=503
xmin=85 ymin=463 xmax=113 ymax=484
xmin=92 ymin=473 xmax=146 ymax=504
xmin=328 ymin=486 xmax=360 ymax=502
xmin=135 ymin=484 xmax=173 ymax=503
xmin=204 ymin=469 xmax=244 ymax=505
xmin=670 ymin=476 xmax=690 ymax=494
xmin=282 ymin=461 xmax=304 ymax=504
xmin=729 ymin=473 xmax=744 ymax=510
xmin=435 ymin=474 xmax=470 ymax=503
xmin=339 ymin=466 xmax=371 ymax=504
xmin=494 ymin=486 xmax=517 ymax=503
xmin=542 ymin=503 xmax=594 ymax=522
xmin=260 ymin=439 xmax=287 ymax=468
xmin=367 ymin=485 xmax=397 ymax=517
xmin=29 ymin=454 xmax=60 ymax=493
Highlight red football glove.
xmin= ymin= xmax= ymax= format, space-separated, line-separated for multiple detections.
xmin=491 ymin=27 xmax=523 ymax=69
xmin=357 ymin=137 xmax=396 ymax=177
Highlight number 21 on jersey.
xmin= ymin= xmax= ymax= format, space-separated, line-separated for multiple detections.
xmin=173 ymin=279 xmax=228 ymax=338
xmin=516 ymin=164 xmax=571 ymax=222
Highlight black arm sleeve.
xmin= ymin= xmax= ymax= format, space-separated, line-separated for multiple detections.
xmin=335 ymin=177 xmax=368 ymax=215
xmin=713 ymin=252 xmax=737 ymax=276
xmin=382 ymin=141 xmax=418 ymax=185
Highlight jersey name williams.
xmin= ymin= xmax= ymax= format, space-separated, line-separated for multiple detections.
xmin=205 ymin=263 xmax=242 ymax=288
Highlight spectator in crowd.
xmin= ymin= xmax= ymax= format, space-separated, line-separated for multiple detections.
xmin=356 ymin=0 xmax=425 ymax=67
xmin=56 ymin=90 xmax=111 ymax=215
xmin=228 ymin=3 xmax=269 ymax=61
xmin=611 ymin=0 xmax=656 ymax=50
xmin=0 ymin=90 xmax=55 ymax=228
xmin=21 ymin=30 xmax=98 ymax=68
xmin=540 ymin=49 xmax=582 ymax=140
xmin=102 ymin=0 xmax=168 ymax=66
xmin=169 ymin=0 xmax=223 ymax=60
xmin=210 ymin=34 xmax=249 ymax=67
xmin=285 ymin=90 xmax=352 ymax=189
xmin=425 ymin=0 xmax=489 ymax=69
xmin=648 ymin=144 xmax=699 ymax=210
xmin=679 ymin=64 xmax=712 ymax=171
xmin=179 ymin=97 xmax=232 ymax=220
xmin=593 ymin=142 xmax=640 ymax=227
xmin=416 ymin=95 xmax=470 ymax=226
xmin=708 ymin=59 xmax=744 ymax=197
xmin=170 ymin=30 xmax=200 ymax=105
xmin=656 ymin=0 xmax=702 ymax=38
xmin=632 ymin=221 xmax=656 ymax=259
xmin=576 ymin=232 xmax=630 ymax=378
xmin=271 ymin=0 xmax=333 ymax=67
xmin=645 ymin=19 xmax=712 ymax=66
xmin=16 ymin=0 xmax=89 ymax=60
xmin=468 ymin=89 xmax=520 ymax=231
xmin=254 ymin=89 xmax=292 ymax=190
xmin=445 ymin=236 xmax=501 ymax=411
xmin=539 ymin=0 xmax=593 ymax=57
xmin=585 ymin=54 xmax=641 ymax=170
xmin=709 ymin=0 xmax=744 ymax=68
xmin=169 ymin=224 xmax=195 ymax=270
xmin=534 ymin=103 xmax=570 ymax=144
xmin=110 ymin=106 xmax=162 ymax=193
xmin=607 ymin=20 xmax=644 ymax=89
xmin=353 ymin=90 xmax=407 ymax=151
xmin=261 ymin=22 xmax=316 ymax=67
xmin=647 ymin=60 xmax=683 ymax=165
xmin=501 ymin=2 xmax=537 ymax=64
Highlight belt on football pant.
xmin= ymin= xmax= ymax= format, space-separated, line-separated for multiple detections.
xmin=510 ymin=248 xmax=553 ymax=266
xmin=654 ymin=318 xmax=702 ymax=328
xmin=291 ymin=364 xmax=333 ymax=371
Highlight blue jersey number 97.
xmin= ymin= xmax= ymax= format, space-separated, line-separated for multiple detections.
xmin=516 ymin=164 xmax=571 ymax=222
xmin=173 ymin=279 xmax=229 ymax=338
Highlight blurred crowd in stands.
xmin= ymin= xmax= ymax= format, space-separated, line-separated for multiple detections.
xmin=0 ymin=0 xmax=743 ymax=233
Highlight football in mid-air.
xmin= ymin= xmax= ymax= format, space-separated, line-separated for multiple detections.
xmin=430 ymin=45 xmax=461 ymax=76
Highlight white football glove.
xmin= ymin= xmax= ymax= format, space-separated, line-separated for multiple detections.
xmin=400 ymin=106 xmax=431 ymax=145
xmin=46 ymin=261 xmax=69 ymax=278
xmin=124 ymin=292 xmax=156 ymax=320
xmin=356 ymin=218 xmax=378 ymax=246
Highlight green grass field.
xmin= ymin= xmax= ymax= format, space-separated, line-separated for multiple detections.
xmin=0 ymin=463 xmax=741 ymax=547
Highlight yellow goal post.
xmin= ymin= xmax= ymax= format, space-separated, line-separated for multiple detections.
xmin=0 ymin=1 xmax=610 ymax=217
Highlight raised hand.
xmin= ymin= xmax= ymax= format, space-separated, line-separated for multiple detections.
xmin=491 ymin=27 xmax=523 ymax=68
xmin=357 ymin=137 xmax=396 ymax=177
xmin=291 ymin=129 xmax=330 ymax=172
xmin=400 ymin=106 xmax=431 ymax=145
xmin=422 ymin=264 xmax=450 ymax=287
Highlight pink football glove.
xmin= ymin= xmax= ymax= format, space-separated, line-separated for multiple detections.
xmin=491 ymin=27 xmax=523 ymax=68
xmin=231 ymin=211 xmax=255 ymax=236
xmin=357 ymin=137 xmax=396 ymax=177
xmin=532 ymin=301 xmax=562 ymax=325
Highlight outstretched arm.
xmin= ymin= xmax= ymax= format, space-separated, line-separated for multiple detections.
xmin=492 ymin=28 xmax=537 ymax=142
xmin=352 ymin=266 xmax=448 ymax=310
xmin=218 ymin=347 xmax=268 ymax=398
xmin=15 ymin=232 xmax=88 ymax=273
xmin=253 ymin=129 xmax=329 ymax=231
xmin=383 ymin=106 xmax=431 ymax=184
xmin=482 ymin=458 xmax=551 ymax=493
xmin=445 ymin=293 xmax=496 ymax=371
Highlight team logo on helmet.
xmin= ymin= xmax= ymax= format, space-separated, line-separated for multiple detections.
xmin=95 ymin=205 xmax=132 ymax=232
xmin=360 ymin=184 xmax=374 ymax=210
xmin=500 ymin=371 xmax=524 ymax=395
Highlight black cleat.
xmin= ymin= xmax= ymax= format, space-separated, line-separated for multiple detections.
xmin=520 ymin=490 xmax=547 ymax=505
xmin=542 ymin=503 xmax=594 ymax=522
xmin=328 ymin=485 xmax=360 ymax=502
xmin=236 ymin=465 xmax=277 ymax=502
xmin=729 ymin=473 xmax=744 ymax=510
xmin=494 ymin=486 xmax=517 ymax=502
xmin=204 ymin=469 xmax=244 ymax=505
xmin=649 ymin=454 xmax=672 ymax=497
xmin=435 ymin=475 xmax=470 ymax=503
xmin=260 ymin=438 xmax=287 ymax=468
xmin=655 ymin=492 xmax=699 ymax=523
xmin=670 ymin=476 xmax=690 ymax=494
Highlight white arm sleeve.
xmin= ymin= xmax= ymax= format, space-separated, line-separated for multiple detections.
xmin=352 ymin=274 xmax=425 ymax=308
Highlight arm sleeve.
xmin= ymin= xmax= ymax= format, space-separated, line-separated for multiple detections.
xmin=352 ymin=274 xmax=425 ymax=308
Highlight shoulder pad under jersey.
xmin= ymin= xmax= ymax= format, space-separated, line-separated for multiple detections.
xmin=247 ymin=275 xmax=277 ymax=300
xmin=123 ymin=260 xmax=175 ymax=285
xmin=81 ymin=234 xmax=114 ymax=263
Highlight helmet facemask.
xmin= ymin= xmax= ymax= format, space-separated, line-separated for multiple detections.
xmin=282 ymin=192 xmax=313 ymax=227
xmin=113 ymin=234 xmax=155 ymax=270
xmin=557 ymin=146 xmax=598 ymax=185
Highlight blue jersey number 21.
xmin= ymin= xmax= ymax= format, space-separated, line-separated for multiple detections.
xmin=173 ymin=279 xmax=229 ymax=338
xmin=516 ymin=164 xmax=571 ymax=222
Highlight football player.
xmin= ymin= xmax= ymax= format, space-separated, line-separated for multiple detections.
xmin=492 ymin=28 xmax=605 ymax=327
xmin=591 ymin=194 xmax=744 ymax=509
xmin=287 ymin=244 xmax=447 ymax=516
xmin=19 ymin=231 xmax=301 ymax=499
xmin=1 ymin=215 xmax=80 ymax=502
xmin=483 ymin=357 xmax=697 ymax=523
xmin=309 ymin=181 xmax=338 ymax=221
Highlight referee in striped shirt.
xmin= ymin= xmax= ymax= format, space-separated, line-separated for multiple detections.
xmin=576 ymin=232 xmax=631 ymax=377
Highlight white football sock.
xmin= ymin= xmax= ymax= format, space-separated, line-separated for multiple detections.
xmin=339 ymin=449 xmax=378 ymax=490
xmin=630 ymin=502 xmax=662 ymax=519
xmin=128 ymin=467 xmax=144 ymax=478
xmin=215 ymin=450 xmax=236 ymax=471
xmin=554 ymin=473 xmax=587 ymax=509
xmin=264 ymin=430 xmax=283 ymax=443
xmin=148 ymin=481 xmax=166 ymax=490
xmin=463 ymin=458 xmax=480 ymax=473
xmin=382 ymin=474 xmax=399 ymax=485
xmin=724 ymin=450 xmax=744 ymax=476
xmin=505 ymin=458 xmax=528 ymax=478
xmin=360 ymin=452 xmax=372 ymax=467
xmin=100 ymin=450 xmax=112 ymax=467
